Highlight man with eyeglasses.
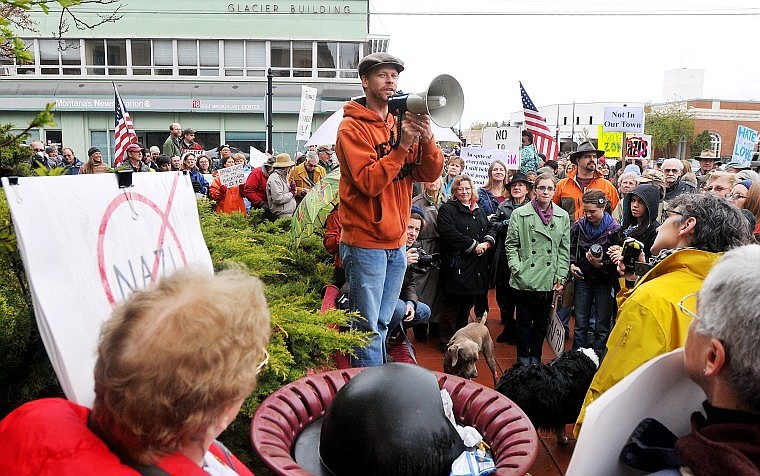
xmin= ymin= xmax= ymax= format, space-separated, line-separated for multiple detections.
xmin=29 ymin=140 xmax=53 ymax=170
xmin=288 ymin=151 xmax=325 ymax=204
xmin=59 ymin=147 xmax=83 ymax=175
xmin=575 ymin=193 xmax=752 ymax=435
xmin=662 ymin=158 xmax=696 ymax=201
xmin=337 ymin=52 xmax=444 ymax=367
xmin=554 ymin=141 xmax=619 ymax=221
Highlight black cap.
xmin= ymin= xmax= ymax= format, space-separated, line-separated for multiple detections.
xmin=87 ymin=146 xmax=101 ymax=157
xmin=357 ymin=52 xmax=404 ymax=77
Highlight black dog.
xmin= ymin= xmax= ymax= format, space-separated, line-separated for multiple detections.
xmin=495 ymin=349 xmax=598 ymax=444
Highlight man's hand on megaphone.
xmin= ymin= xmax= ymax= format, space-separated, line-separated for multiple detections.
xmin=400 ymin=112 xmax=434 ymax=150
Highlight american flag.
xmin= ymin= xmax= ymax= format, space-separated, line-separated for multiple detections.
xmin=113 ymin=83 xmax=137 ymax=167
xmin=520 ymin=82 xmax=558 ymax=162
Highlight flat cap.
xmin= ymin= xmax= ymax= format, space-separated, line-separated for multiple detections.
xmin=358 ymin=52 xmax=404 ymax=77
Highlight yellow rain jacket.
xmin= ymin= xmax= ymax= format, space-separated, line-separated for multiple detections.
xmin=574 ymin=249 xmax=721 ymax=436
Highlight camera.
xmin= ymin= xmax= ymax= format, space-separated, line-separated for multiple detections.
xmin=621 ymin=237 xmax=644 ymax=271
xmin=589 ymin=244 xmax=603 ymax=259
xmin=411 ymin=248 xmax=441 ymax=274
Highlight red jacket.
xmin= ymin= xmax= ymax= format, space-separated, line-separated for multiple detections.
xmin=336 ymin=99 xmax=444 ymax=249
xmin=243 ymin=166 xmax=269 ymax=207
xmin=0 ymin=398 xmax=253 ymax=476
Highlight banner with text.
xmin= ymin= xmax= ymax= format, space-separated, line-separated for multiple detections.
xmin=597 ymin=126 xmax=623 ymax=158
xmin=218 ymin=164 xmax=246 ymax=187
xmin=732 ymin=125 xmax=759 ymax=168
xmin=296 ymin=85 xmax=318 ymax=141
xmin=481 ymin=126 xmax=522 ymax=153
xmin=460 ymin=147 xmax=518 ymax=190
xmin=603 ymin=106 xmax=645 ymax=134
xmin=2 ymin=173 xmax=213 ymax=407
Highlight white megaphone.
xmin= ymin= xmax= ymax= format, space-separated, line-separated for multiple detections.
xmin=387 ymin=74 xmax=464 ymax=128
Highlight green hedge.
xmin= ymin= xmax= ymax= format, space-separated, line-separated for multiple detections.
xmin=0 ymin=192 xmax=366 ymax=471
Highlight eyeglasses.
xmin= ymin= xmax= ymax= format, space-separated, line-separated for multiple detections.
xmin=536 ymin=186 xmax=555 ymax=192
xmin=678 ymin=293 xmax=699 ymax=321
xmin=62 ymin=154 xmax=73 ymax=158
xmin=662 ymin=168 xmax=680 ymax=174
xmin=33 ymin=148 xmax=44 ymax=152
xmin=661 ymin=209 xmax=685 ymax=221
xmin=456 ymin=187 xmax=472 ymax=192
xmin=705 ymin=185 xmax=728 ymax=192
xmin=256 ymin=348 xmax=269 ymax=375
xmin=727 ymin=193 xmax=747 ymax=200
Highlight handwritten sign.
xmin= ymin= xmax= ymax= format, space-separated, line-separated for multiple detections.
xmin=217 ymin=164 xmax=246 ymax=187
xmin=1 ymin=173 xmax=212 ymax=406
xmin=546 ymin=306 xmax=566 ymax=357
xmin=603 ymin=106 xmax=645 ymax=133
xmin=296 ymin=85 xmax=318 ymax=141
xmin=459 ymin=147 xmax=518 ymax=190
xmin=597 ymin=125 xmax=622 ymax=158
xmin=481 ymin=126 xmax=521 ymax=153
xmin=732 ymin=125 xmax=759 ymax=168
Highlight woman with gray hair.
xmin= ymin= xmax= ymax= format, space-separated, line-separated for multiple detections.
xmin=576 ymin=193 xmax=752 ymax=434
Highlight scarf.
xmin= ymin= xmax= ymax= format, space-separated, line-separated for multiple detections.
xmin=582 ymin=212 xmax=614 ymax=240
xmin=531 ymin=198 xmax=553 ymax=225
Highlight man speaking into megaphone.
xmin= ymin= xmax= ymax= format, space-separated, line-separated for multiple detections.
xmin=337 ymin=52 xmax=445 ymax=368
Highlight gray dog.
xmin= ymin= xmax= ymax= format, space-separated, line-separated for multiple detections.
xmin=443 ymin=316 xmax=500 ymax=386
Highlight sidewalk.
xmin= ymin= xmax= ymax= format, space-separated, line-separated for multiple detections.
xmin=404 ymin=290 xmax=574 ymax=476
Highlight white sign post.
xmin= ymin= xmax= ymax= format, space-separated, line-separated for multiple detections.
xmin=482 ymin=126 xmax=522 ymax=152
xmin=2 ymin=173 xmax=213 ymax=407
xmin=459 ymin=147 xmax=518 ymax=190
xmin=217 ymin=164 xmax=246 ymax=187
xmin=732 ymin=125 xmax=759 ymax=168
xmin=295 ymin=85 xmax=318 ymax=141
xmin=603 ymin=106 xmax=645 ymax=134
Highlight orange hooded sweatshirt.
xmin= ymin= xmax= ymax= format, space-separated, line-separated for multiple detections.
xmin=336 ymin=99 xmax=444 ymax=249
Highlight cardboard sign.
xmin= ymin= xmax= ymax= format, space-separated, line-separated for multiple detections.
xmin=603 ymin=106 xmax=645 ymax=133
xmin=732 ymin=125 xmax=759 ymax=168
xmin=296 ymin=85 xmax=318 ymax=141
xmin=481 ymin=126 xmax=522 ymax=153
xmin=597 ymin=125 xmax=623 ymax=158
xmin=567 ymin=348 xmax=704 ymax=476
xmin=625 ymin=134 xmax=653 ymax=159
xmin=217 ymin=164 xmax=246 ymax=187
xmin=545 ymin=307 xmax=566 ymax=357
xmin=459 ymin=147 xmax=518 ymax=190
xmin=2 ymin=173 xmax=213 ymax=406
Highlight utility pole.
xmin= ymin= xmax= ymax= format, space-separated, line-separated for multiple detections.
xmin=266 ymin=68 xmax=273 ymax=154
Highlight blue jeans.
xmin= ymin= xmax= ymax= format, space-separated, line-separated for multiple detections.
xmin=388 ymin=300 xmax=431 ymax=336
xmin=572 ymin=279 xmax=614 ymax=354
xmin=340 ymin=243 xmax=407 ymax=367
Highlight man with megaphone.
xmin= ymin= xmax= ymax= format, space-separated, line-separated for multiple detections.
xmin=337 ymin=52 xmax=446 ymax=367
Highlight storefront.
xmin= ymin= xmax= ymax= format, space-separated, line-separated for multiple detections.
xmin=0 ymin=0 xmax=387 ymax=163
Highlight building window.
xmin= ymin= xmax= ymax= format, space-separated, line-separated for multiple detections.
xmin=588 ymin=115 xmax=593 ymax=125
xmin=710 ymin=132 xmax=721 ymax=157
xmin=18 ymin=38 xmax=362 ymax=79
xmin=563 ymin=116 xmax=567 ymax=126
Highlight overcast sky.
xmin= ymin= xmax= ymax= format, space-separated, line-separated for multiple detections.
xmin=369 ymin=0 xmax=760 ymax=128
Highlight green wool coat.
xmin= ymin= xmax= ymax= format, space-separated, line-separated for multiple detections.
xmin=505 ymin=202 xmax=570 ymax=292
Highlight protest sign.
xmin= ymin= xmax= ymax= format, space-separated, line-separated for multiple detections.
xmin=249 ymin=146 xmax=269 ymax=169
xmin=603 ymin=106 xmax=645 ymax=134
xmin=567 ymin=348 xmax=704 ymax=476
xmin=296 ymin=85 xmax=318 ymax=141
xmin=217 ymin=163 xmax=246 ymax=187
xmin=597 ymin=125 xmax=623 ymax=158
xmin=460 ymin=147 xmax=517 ymax=190
xmin=2 ymin=173 xmax=213 ymax=406
xmin=482 ymin=126 xmax=521 ymax=152
xmin=732 ymin=125 xmax=759 ymax=168
xmin=625 ymin=134 xmax=652 ymax=159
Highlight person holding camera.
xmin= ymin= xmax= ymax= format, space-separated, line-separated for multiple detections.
xmin=569 ymin=189 xmax=621 ymax=355
xmin=387 ymin=211 xmax=432 ymax=345
xmin=575 ymin=193 xmax=752 ymax=435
